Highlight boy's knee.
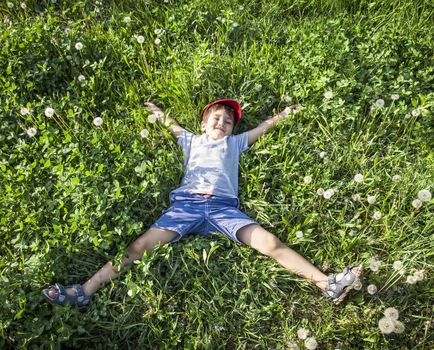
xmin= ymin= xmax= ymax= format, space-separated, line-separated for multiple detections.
xmin=261 ymin=234 xmax=284 ymax=256
xmin=126 ymin=243 xmax=144 ymax=262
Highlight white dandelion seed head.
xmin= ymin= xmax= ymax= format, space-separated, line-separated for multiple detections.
xmin=154 ymin=38 xmax=161 ymax=45
xmin=375 ymin=99 xmax=385 ymax=107
xmin=65 ymin=27 xmax=71 ymax=34
xmin=370 ymin=264 xmax=379 ymax=272
xmin=284 ymin=95 xmax=293 ymax=103
xmin=296 ymin=327 xmax=310 ymax=340
xmin=378 ymin=317 xmax=395 ymax=334
xmin=78 ymin=74 xmax=86 ymax=82
xmin=373 ymin=211 xmax=382 ymax=220
xmin=412 ymin=199 xmax=422 ymax=209
xmin=148 ymin=114 xmax=157 ymax=123
xmin=305 ymin=337 xmax=318 ymax=350
xmin=154 ymin=28 xmax=163 ymax=35
xmin=384 ymin=307 xmax=399 ymax=321
xmin=353 ymin=281 xmax=363 ymax=290
xmin=406 ymin=275 xmax=417 ymax=284
xmin=93 ymin=117 xmax=103 ymax=126
xmin=391 ymin=94 xmax=400 ymax=101
xmin=393 ymin=320 xmax=405 ymax=334
xmin=324 ymin=91 xmax=333 ymax=100
xmin=123 ymin=16 xmax=131 ymax=23
xmin=127 ymin=289 xmax=133 ymax=297
xmin=352 ymin=193 xmax=361 ymax=202
xmin=20 ymin=107 xmax=31 ymax=116
xmin=26 ymin=127 xmax=37 ymax=137
xmin=368 ymin=257 xmax=379 ymax=265
xmin=75 ymin=42 xmax=83 ymax=50
xmin=136 ymin=35 xmax=145 ymax=44
xmin=323 ymin=189 xmax=334 ymax=199
xmin=140 ymin=128 xmax=149 ymax=138
xmin=369 ymin=257 xmax=381 ymax=271
xmin=45 ymin=107 xmax=55 ymax=117
xmin=367 ymin=284 xmax=378 ymax=295
xmin=319 ymin=151 xmax=327 ymax=159
xmin=354 ymin=173 xmax=364 ymax=183
xmin=7 ymin=2 xmax=14 ymax=8
xmin=295 ymin=230 xmax=303 ymax=238
xmin=21 ymin=2 xmax=27 ymax=9
xmin=417 ymin=189 xmax=432 ymax=202
xmin=392 ymin=260 xmax=404 ymax=271
xmin=411 ymin=108 xmax=421 ymax=117
xmin=317 ymin=188 xmax=325 ymax=196
xmin=392 ymin=174 xmax=401 ymax=182
xmin=413 ymin=270 xmax=424 ymax=281
xmin=303 ymin=175 xmax=312 ymax=185
xmin=367 ymin=195 xmax=376 ymax=204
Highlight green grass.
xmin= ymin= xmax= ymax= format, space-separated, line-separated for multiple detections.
xmin=1 ymin=0 xmax=433 ymax=349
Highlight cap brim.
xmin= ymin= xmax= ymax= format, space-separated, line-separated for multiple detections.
xmin=201 ymin=99 xmax=242 ymax=124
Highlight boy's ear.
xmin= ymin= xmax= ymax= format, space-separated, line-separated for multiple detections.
xmin=200 ymin=120 xmax=206 ymax=131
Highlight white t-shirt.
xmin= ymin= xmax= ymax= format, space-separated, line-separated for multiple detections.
xmin=171 ymin=130 xmax=249 ymax=198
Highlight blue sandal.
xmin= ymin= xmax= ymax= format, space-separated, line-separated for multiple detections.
xmin=42 ymin=283 xmax=91 ymax=310
xmin=324 ymin=265 xmax=363 ymax=305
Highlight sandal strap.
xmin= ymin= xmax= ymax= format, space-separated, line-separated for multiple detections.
xmin=325 ymin=266 xmax=359 ymax=299
xmin=44 ymin=283 xmax=67 ymax=304
xmin=65 ymin=284 xmax=91 ymax=306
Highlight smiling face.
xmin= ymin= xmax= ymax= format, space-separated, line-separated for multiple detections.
xmin=201 ymin=104 xmax=235 ymax=140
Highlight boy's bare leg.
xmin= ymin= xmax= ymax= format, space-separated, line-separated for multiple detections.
xmin=46 ymin=228 xmax=178 ymax=298
xmin=237 ymin=224 xmax=352 ymax=291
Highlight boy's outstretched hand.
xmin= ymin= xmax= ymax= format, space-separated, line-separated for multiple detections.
xmin=247 ymin=103 xmax=300 ymax=146
xmin=144 ymin=101 xmax=185 ymax=138
xmin=275 ymin=103 xmax=300 ymax=120
xmin=144 ymin=102 xmax=164 ymax=119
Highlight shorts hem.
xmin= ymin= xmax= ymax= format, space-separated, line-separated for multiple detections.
xmin=150 ymin=224 xmax=183 ymax=243
xmin=225 ymin=221 xmax=259 ymax=244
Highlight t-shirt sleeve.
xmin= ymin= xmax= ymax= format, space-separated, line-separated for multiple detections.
xmin=177 ymin=130 xmax=194 ymax=165
xmin=236 ymin=131 xmax=250 ymax=153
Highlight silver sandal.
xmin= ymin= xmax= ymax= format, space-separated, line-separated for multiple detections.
xmin=324 ymin=265 xmax=363 ymax=305
xmin=42 ymin=283 xmax=91 ymax=310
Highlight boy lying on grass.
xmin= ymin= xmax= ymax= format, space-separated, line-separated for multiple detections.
xmin=43 ymin=98 xmax=362 ymax=310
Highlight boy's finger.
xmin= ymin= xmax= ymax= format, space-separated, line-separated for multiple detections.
xmin=144 ymin=102 xmax=155 ymax=108
xmin=144 ymin=102 xmax=161 ymax=113
xmin=281 ymin=107 xmax=291 ymax=116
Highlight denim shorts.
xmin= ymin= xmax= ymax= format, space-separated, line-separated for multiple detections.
xmin=151 ymin=193 xmax=258 ymax=244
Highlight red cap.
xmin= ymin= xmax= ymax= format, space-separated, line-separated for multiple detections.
xmin=201 ymin=99 xmax=242 ymax=124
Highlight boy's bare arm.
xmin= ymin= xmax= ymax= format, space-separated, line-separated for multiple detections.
xmin=144 ymin=102 xmax=184 ymax=138
xmin=247 ymin=104 xmax=299 ymax=146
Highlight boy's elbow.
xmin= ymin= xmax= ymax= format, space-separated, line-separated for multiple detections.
xmin=172 ymin=125 xmax=184 ymax=138
xmin=247 ymin=132 xmax=260 ymax=146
